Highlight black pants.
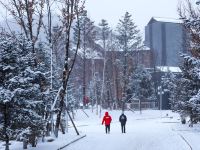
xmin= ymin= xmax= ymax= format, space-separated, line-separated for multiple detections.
xmin=121 ymin=124 xmax=126 ymax=133
xmin=105 ymin=125 xmax=110 ymax=134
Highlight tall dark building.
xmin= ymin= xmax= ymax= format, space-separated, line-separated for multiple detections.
xmin=145 ymin=17 xmax=186 ymax=67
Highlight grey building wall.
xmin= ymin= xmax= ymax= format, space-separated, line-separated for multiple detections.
xmin=145 ymin=19 xmax=185 ymax=67
xmin=152 ymin=22 xmax=163 ymax=66
xmin=165 ymin=23 xmax=183 ymax=66
xmin=145 ymin=25 xmax=150 ymax=46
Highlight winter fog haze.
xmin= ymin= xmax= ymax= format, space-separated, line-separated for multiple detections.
xmin=1 ymin=0 xmax=200 ymax=149
xmin=86 ymin=0 xmax=181 ymax=34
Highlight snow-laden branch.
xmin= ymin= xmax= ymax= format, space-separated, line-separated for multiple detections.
xmin=51 ymin=87 xmax=62 ymax=111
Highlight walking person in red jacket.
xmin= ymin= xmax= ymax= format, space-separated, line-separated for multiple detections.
xmin=102 ymin=112 xmax=112 ymax=134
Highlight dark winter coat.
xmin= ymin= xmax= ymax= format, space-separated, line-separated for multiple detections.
xmin=102 ymin=112 xmax=112 ymax=125
xmin=119 ymin=114 xmax=127 ymax=125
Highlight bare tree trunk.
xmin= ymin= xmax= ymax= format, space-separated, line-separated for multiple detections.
xmin=4 ymin=103 xmax=9 ymax=150
xmin=29 ymin=132 xmax=37 ymax=147
xmin=67 ymin=110 xmax=79 ymax=135
xmin=54 ymin=0 xmax=84 ymax=137
xmin=122 ymin=52 xmax=127 ymax=112
xmin=91 ymin=59 xmax=95 ymax=113
xmin=83 ymin=28 xmax=86 ymax=108
xmin=23 ymin=138 xmax=28 ymax=149
xmin=100 ymin=56 xmax=106 ymax=117
xmin=94 ymin=65 xmax=99 ymax=116
xmin=139 ymin=99 xmax=142 ymax=114
xmin=55 ymin=90 xmax=66 ymax=137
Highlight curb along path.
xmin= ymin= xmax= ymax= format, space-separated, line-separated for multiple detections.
xmin=178 ymin=133 xmax=193 ymax=150
xmin=171 ymin=128 xmax=192 ymax=150
xmin=57 ymin=135 xmax=86 ymax=150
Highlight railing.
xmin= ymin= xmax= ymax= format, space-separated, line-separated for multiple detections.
xmin=126 ymin=101 xmax=157 ymax=110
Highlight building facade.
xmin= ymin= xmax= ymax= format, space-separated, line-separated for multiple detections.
xmin=145 ymin=17 xmax=187 ymax=67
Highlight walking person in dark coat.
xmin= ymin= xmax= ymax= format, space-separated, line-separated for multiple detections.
xmin=119 ymin=113 xmax=127 ymax=133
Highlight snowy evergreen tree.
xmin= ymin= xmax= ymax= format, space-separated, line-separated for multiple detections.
xmin=116 ymin=12 xmax=142 ymax=110
xmin=116 ymin=12 xmax=142 ymax=52
xmin=98 ymin=19 xmax=110 ymax=110
xmin=163 ymin=55 xmax=200 ymax=125
xmin=174 ymin=0 xmax=200 ymax=125
xmin=179 ymin=55 xmax=200 ymax=125
xmin=98 ymin=19 xmax=110 ymax=50
xmin=74 ymin=10 xmax=96 ymax=107
xmin=128 ymin=66 xmax=155 ymax=108
xmin=162 ymin=72 xmax=179 ymax=111
xmin=0 ymin=32 xmax=48 ymax=147
xmin=74 ymin=10 xmax=96 ymax=47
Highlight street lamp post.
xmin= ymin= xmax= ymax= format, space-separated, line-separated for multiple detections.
xmin=158 ymin=86 xmax=164 ymax=110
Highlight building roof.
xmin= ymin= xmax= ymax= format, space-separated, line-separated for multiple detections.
xmin=148 ymin=17 xmax=183 ymax=25
xmin=143 ymin=46 xmax=150 ymax=51
xmin=156 ymin=66 xmax=182 ymax=73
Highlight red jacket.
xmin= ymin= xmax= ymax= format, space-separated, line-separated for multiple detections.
xmin=102 ymin=112 xmax=112 ymax=125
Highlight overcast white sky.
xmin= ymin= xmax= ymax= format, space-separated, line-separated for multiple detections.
xmin=0 ymin=0 xmax=197 ymax=37
xmin=85 ymin=0 xmax=186 ymax=34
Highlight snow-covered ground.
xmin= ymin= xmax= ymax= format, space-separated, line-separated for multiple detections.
xmin=1 ymin=109 xmax=200 ymax=150
xmin=66 ymin=109 xmax=200 ymax=150
xmin=0 ymin=132 xmax=82 ymax=150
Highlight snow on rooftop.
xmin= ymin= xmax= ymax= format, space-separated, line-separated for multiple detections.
xmin=143 ymin=46 xmax=150 ymax=51
xmin=152 ymin=17 xmax=183 ymax=24
xmin=156 ymin=66 xmax=182 ymax=73
xmin=78 ymin=47 xmax=103 ymax=59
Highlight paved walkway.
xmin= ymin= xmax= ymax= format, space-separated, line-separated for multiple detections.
xmin=65 ymin=110 xmax=191 ymax=150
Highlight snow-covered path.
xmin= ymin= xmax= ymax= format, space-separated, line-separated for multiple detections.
xmin=66 ymin=110 xmax=190 ymax=150
xmin=2 ymin=109 xmax=200 ymax=150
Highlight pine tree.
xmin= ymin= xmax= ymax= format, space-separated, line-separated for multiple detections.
xmin=98 ymin=19 xmax=110 ymax=50
xmin=74 ymin=10 xmax=96 ymax=108
xmin=174 ymin=0 xmax=200 ymax=125
xmin=163 ymin=55 xmax=200 ymax=125
xmin=98 ymin=19 xmax=110 ymax=111
xmin=116 ymin=12 xmax=142 ymax=111
xmin=116 ymin=12 xmax=142 ymax=52
xmin=162 ymin=72 xmax=179 ymax=111
xmin=128 ymin=65 xmax=155 ymax=112
xmin=179 ymin=55 xmax=200 ymax=125
xmin=0 ymin=32 xmax=48 ymax=148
